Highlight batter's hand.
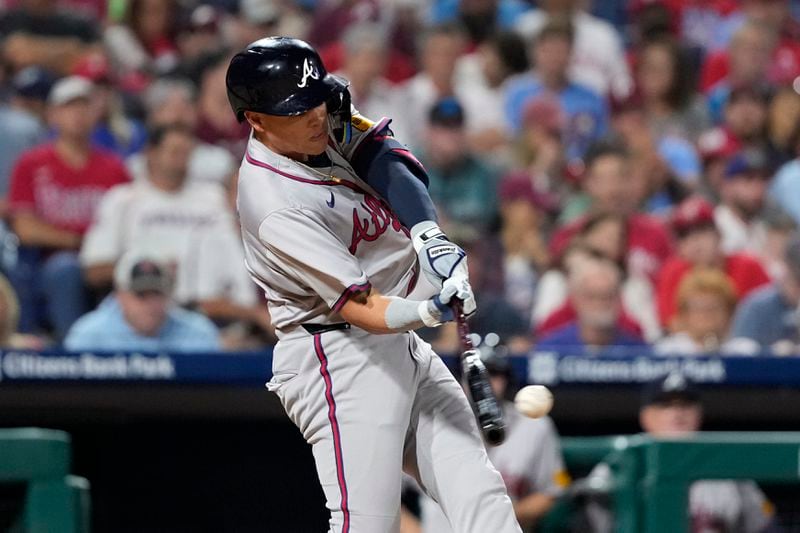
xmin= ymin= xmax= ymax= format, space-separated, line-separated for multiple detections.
xmin=433 ymin=275 xmax=477 ymax=322
xmin=411 ymin=222 xmax=469 ymax=289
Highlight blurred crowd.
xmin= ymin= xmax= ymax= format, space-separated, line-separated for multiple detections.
xmin=1 ymin=0 xmax=800 ymax=354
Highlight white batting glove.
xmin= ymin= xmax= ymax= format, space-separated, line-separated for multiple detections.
xmin=417 ymin=275 xmax=477 ymax=327
xmin=411 ymin=221 xmax=469 ymax=289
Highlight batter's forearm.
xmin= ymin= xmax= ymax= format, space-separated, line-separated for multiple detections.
xmin=339 ymin=291 xmax=442 ymax=334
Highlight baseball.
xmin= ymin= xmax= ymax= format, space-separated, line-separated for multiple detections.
xmin=514 ymin=385 xmax=553 ymax=419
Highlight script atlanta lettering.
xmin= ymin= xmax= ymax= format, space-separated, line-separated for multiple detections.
xmin=349 ymin=195 xmax=403 ymax=254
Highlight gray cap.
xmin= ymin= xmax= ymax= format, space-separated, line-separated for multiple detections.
xmin=48 ymin=76 xmax=93 ymax=106
xmin=114 ymin=251 xmax=174 ymax=294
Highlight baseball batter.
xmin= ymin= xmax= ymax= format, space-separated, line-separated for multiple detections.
xmin=226 ymin=37 xmax=522 ymax=533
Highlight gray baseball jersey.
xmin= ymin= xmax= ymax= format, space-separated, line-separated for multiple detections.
xmin=236 ymin=115 xmax=522 ymax=533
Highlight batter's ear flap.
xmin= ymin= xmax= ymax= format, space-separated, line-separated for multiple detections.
xmin=327 ymin=88 xmax=352 ymax=144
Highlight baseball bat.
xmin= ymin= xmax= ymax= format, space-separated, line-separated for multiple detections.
xmin=453 ymin=300 xmax=506 ymax=446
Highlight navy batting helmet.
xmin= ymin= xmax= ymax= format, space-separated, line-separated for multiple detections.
xmin=225 ymin=36 xmax=349 ymax=122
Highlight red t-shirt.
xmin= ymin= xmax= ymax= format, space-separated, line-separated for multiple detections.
xmin=550 ymin=213 xmax=674 ymax=283
xmin=656 ymin=253 xmax=770 ymax=327
xmin=8 ymin=144 xmax=129 ymax=235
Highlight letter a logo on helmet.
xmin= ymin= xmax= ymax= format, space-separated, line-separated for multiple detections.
xmin=297 ymin=58 xmax=320 ymax=89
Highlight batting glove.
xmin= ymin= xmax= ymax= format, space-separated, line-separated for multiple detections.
xmin=418 ymin=275 xmax=477 ymax=327
xmin=411 ymin=221 xmax=469 ymax=289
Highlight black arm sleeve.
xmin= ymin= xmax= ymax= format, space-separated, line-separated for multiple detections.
xmin=349 ymin=128 xmax=438 ymax=229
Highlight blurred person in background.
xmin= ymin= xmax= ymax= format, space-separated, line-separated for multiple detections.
xmin=705 ymin=21 xmax=775 ymax=124
xmin=0 ymin=67 xmax=53 ymax=208
xmin=767 ymin=86 xmax=800 ymax=163
xmin=428 ymin=0 xmax=531 ymax=46
xmin=79 ymin=124 xmax=267 ymax=346
xmin=194 ymin=51 xmax=250 ymax=157
xmin=308 ymin=0 xmax=382 ymax=50
xmin=550 ymin=140 xmax=674 ymax=283
xmin=175 ymin=5 xmax=224 ymax=70
xmin=758 ymin=206 xmax=799 ymax=280
xmin=421 ymin=97 xmax=499 ymax=233
xmin=456 ymin=31 xmax=528 ymax=157
xmin=64 ymin=251 xmax=220 ymax=352
xmin=769 ymin=121 xmax=800 ymax=226
xmin=126 ymin=77 xmax=236 ymax=188
xmin=655 ymin=268 xmax=740 ymax=355
xmin=535 ymin=213 xmax=660 ymax=343
xmin=657 ymin=196 xmax=770 ymax=330
xmin=409 ymin=338 xmax=568 ymax=532
xmin=399 ymin=23 xmax=467 ymax=147
xmin=714 ymin=149 xmax=774 ymax=256
xmin=74 ymin=53 xmax=148 ymax=158
xmin=504 ymin=17 xmax=609 ymax=163
xmin=0 ymin=273 xmax=46 ymax=349
xmin=581 ymin=372 xmax=776 ymax=533
xmin=510 ymin=95 xmax=567 ymax=195
xmin=0 ymin=0 xmax=100 ymax=75
xmin=228 ymin=0 xmax=283 ymax=53
xmin=7 ymin=76 xmax=129 ymax=339
xmin=333 ymin=22 xmax=408 ymax=142
xmin=513 ymin=0 xmax=632 ymax=99
xmin=634 ymin=36 xmax=709 ymax=144
xmin=103 ymin=0 xmax=179 ymax=79
xmin=536 ymin=255 xmax=647 ymax=350
xmin=730 ymin=232 xmax=800 ymax=354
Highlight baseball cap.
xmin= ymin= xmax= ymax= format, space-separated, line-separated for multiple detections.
xmin=429 ymin=97 xmax=465 ymax=128
xmin=724 ymin=149 xmax=773 ymax=180
xmin=498 ymin=172 xmax=558 ymax=213
xmin=47 ymin=76 xmax=93 ymax=106
xmin=784 ymin=232 xmax=800 ymax=282
xmin=697 ymin=127 xmax=740 ymax=162
xmin=671 ymin=196 xmax=716 ymax=237
xmin=72 ymin=54 xmax=112 ymax=84
xmin=11 ymin=67 xmax=55 ymax=101
xmin=114 ymin=252 xmax=174 ymax=295
xmin=641 ymin=371 xmax=700 ymax=407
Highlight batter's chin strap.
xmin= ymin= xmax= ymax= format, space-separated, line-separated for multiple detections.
xmin=327 ymin=88 xmax=352 ymax=144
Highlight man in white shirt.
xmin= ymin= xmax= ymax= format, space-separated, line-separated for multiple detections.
xmin=81 ymin=123 xmax=267 ymax=341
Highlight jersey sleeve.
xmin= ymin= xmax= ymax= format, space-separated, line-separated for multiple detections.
xmin=259 ymin=208 xmax=371 ymax=313
xmin=79 ymin=185 xmax=128 ymax=266
xmin=7 ymin=153 xmax=36 ymax=213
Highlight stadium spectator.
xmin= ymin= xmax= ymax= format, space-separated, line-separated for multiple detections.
xmin=455 ymin=31 xmax=528 ymax=156
xmin=581 ymin=372 xmax=776 ymax=533
xmin=194 ymin=51 xmax=250 ymax=157
xmin=504 ymin=17 xmax=609 ymax=162
xmin=174 ymin=5 xmax=224 ymax=70
xmin=64 ymin=251 xmax=220 ymax=352
xmin=513 ymin=0 xmax=632 ymax=99
xmin=0 ymin=0 xmax=100 ymax=75
xmin=730 ymin=232 xmax=800 ymax=353
xmin=397 ymin=23 xmax=467 ymax=148
xmin=7 ymin=76 xmax=129 ymax=338
xmin=79 ymin=123 xmax=265 ymax=344
xmin=714 ymin=149 xmax=774 ymax=256
xmin=227 ymin=0 xmax=282 ymax=53
xmin=705 ymin=21 xmax=775 ymax=124
xmin=416 ymin=343 xmax=567 ymax=532
xmin=126 ymin=77 xmax=236 ymax=188
xmin=657 ymin=196 xmax=770 ymax=330
xmin=655 ymin=269 xmax=740 ymax=355
xmin=0 ymin=273 xmax=46 ymax=349
xmin=770 ymin=121 xmax=800 ymax=226
xmin=0 ymin=67 xmax=52 ymax=204
xmin=536 ymin=255 xmax=647 ymax=350
xmin=428 ymin=0 xmax=530 ymax=45
xmin=535 ymin=213 xmax=660 ymax=342
xmin=550 ymin=140 xmax=674 ymax=283
xmin=422 ymin=97 xmax=498 ymax=232
xmin=510 ymin=95 xmax=567 ymax=195
xmin=308 ymin=0 xmax=382 ymax=50
xmin=767 ymin=86 xmax=800 ymax=162
xmin=103 ymin=0 xmax=179 ymax=79
xmin=634 ymin=37 xmax=709 ymax=144
xmin=758 ymin=206 xmax=799 ymax=280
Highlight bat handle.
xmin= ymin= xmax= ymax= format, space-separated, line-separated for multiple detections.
xmin=451 ymin=298 xmax=473 ymax=350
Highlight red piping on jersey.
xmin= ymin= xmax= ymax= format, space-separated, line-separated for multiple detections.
xmin=314 ymin=334 xmax=350 ymax=533
xmin=331 ymin=281 xmax=372 ymax=313
xmin=244 ymin=151 xmax=366 ymax=194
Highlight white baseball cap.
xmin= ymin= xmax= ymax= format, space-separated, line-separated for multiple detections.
xmin=47 ymin=76 xmax=94 ymax=106
xmin=114 ymin=251 xmax=174 ymax=295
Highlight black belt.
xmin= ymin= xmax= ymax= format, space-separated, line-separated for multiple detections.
xmin=302 ymin=322 xmax=351 ymax=335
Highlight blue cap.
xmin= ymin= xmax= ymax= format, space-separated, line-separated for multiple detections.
xmin=429 ymin=97 xmax=465 ymax=128
xmin=724 ymin=149 xmax=772 ymax=179
xmin=641 ymin=371 xmax=700 ymax=407
xmin=11 ymin=67 xmax=56 ymax=102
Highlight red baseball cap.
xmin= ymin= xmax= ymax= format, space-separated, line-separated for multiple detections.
xmin=671 ymin=196 xmax=717 ymax=237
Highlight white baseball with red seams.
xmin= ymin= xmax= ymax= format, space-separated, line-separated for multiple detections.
xmin=236 ymin=111 xmax=522 ymax=533
xmin=515 ymin=385 xmax=554 ymax=419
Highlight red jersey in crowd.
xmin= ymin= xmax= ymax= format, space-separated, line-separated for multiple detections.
xmin=656 ymin=253 xmax=770 ymax=327
xmin=550 ymin=213 xmax=674 ymax=283
xmin=8 ymin=144 xmax=129 ymax=235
